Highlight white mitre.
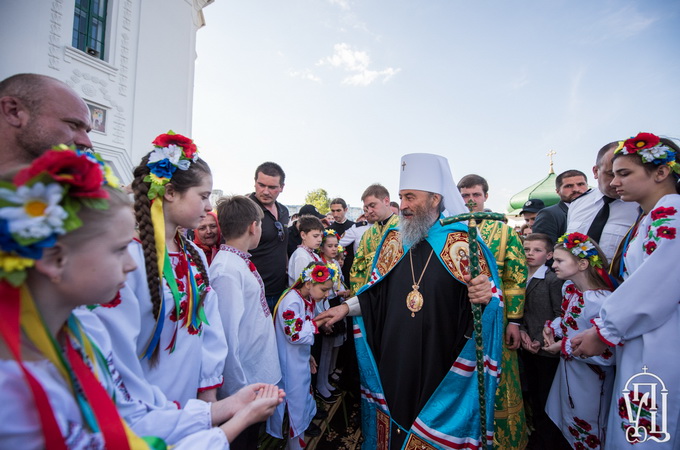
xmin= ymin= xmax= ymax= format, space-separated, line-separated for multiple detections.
xmin=399 ymin=153 xmax=468 ymax=217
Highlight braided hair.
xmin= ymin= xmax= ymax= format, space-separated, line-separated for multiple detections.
xmin=131 ymin=152 xmax=212 ymax=360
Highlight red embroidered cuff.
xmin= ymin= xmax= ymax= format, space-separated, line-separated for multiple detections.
xmin=312 ymin=320 xmax=319 ymax=334
xmin=197 ymin=381 xmax=223 ymax=393
xmin=590 ymin=319 xmax=617 ymax=347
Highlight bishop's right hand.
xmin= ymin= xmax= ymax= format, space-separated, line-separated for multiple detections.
xmin=314 ymin=303 xmax=349 ymax=327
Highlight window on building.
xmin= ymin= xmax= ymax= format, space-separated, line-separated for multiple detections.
xmin=72 ymin=0 xmax=108 ymax=59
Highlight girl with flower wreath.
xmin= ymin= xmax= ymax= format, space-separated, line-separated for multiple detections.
xmin=0 ymin=148 xmax=283 ymax=449
xmin=542 ymin=232 xmax=616 ymax=449
xmin=571 ymin=132 xmax=680 ymax=448
xmin=266 ymin=261 xmax=337 ymax=450
xmin=315 ymin=229 xmax=348 ymax=400
xmin=91 ymin=132 xmax=228 ymax=407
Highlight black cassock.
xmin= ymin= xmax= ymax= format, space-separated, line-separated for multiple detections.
xmin=359 ymin=240 xmax=472 ymax=448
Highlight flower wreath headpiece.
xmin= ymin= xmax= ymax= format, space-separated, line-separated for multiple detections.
xmin=0 ymin=145 xmax=118 ymax=286
xmin=322 ymin=228 xmax=339 ymax=244
xmin=145 ymin=130 xmax=199 ymax=200
xmin=301 ymin=262 xmax=339 ymax=284
xmin=615 ymin=132 xmax=680 ymax=177
xmin=337 ymin=244 xmax=346 ymax=256
xmin=556 ymin=232 xmax=603 ymax=268
xmin=0 ymin=147 xmax=160 ymax=449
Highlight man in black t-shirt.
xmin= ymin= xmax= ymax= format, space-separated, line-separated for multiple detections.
xmin=247 ymin=162 xmax=290 ymax=312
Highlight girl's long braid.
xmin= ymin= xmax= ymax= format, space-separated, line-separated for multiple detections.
xmin=178 ymin=233 xmax=210 ymax=308
xmin=132 ymin=160 xmax=162 ymax=362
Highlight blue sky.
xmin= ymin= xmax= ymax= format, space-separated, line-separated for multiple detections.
xmin=192 ymin=0 xmax=680 ymax=214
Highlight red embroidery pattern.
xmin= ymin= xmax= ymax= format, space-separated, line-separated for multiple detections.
xmin=643 ymin=206 xmax=677 ymax=255
xmin=617 ymin=392 xmax=665 ymax=443
xmin=166 ymin=252 xmax=207 ymax=335
xmin=101 ymin=291 xmax=122 ymax=308
xmin=568 ymin=416 xmax=601 ymax=449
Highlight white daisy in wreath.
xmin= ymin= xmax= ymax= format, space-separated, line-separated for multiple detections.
xmin=0 ymin=182 xmax=68 ymax=239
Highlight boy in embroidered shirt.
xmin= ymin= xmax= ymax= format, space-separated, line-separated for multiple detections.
xmin=287 ymin=216 xmax=324 ymax=285
xmin=518 ymin=233 xmax=568 ymax=449
xmin=267 ymin=262 xmax=337 ymax=450
xmin=209 ymin=195 xmax=282 ymax=450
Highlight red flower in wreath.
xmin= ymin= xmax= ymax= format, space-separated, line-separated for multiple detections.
xmin=624 ymin=132 xmax=660 ymax=152
xmin=585 ymin=434 xmax=600 ymax=448
xmin=283 ymin=310 xmax=295 ymax=320
xmin=295 ymin=318 xmax=303 ymax=331
xmin=14 ymin=149 xmax=107 ymax=198
xmin=644 ymin=241 xmax=657 ymax=255
xmin=651 ymin=206 xmax=677 ymax=221
xmin=574 ymin=417 xmax=592 ymax=432
xmin=152 ymin=133 xmax=198 ymax=159
xmin=311 ymin=265 xmax=330 ymax=282
xmin=656 ymin=226 xmax=676 ymax=240
xmin=564 ymin=232 xmax=589 ymax=248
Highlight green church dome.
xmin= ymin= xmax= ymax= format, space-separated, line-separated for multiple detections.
xmin=507 ymin=172 xmax=561 ymax=215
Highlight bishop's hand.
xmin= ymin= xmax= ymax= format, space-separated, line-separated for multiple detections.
xmin=314 ymin=303 xmax=349 ymax=327
xmin=464 ymin=274 xmax=492 ymax=305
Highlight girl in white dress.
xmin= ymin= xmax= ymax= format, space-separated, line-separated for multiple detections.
xmin=316 ymin=229 xmax=348 ymax=399
xmin=572 ymin=132 xmax=680 ymax=448
xmin=543 ymin=233 xmax=615 ymax=449
xmin=267 ymin=262 xmax=337 ymax=450
xmin=92 ymin=132 xmax=228 ymax=407
xmin=0 ymin=148 xmax=282 ymax=449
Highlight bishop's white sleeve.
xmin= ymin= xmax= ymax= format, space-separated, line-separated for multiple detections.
xmin=345 ymin=296 xmax=362 ymax=316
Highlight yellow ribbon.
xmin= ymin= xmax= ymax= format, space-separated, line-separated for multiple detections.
xmin=150 ymin=198 xmax=166 ymax=276
xmin=20 ymin=287 xmax=160 ymax=449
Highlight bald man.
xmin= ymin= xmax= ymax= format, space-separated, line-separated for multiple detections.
xmin=0 ymin=73 xmax=92 ymax=172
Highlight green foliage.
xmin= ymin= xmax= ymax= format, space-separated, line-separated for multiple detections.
xmin=304 ymin=188 xmax=330 ymax=214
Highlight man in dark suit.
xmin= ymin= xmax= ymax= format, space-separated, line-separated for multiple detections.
xmin=532 ymin=169 xmax=588 ymax=243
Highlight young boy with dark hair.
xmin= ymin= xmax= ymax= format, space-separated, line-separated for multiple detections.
xmin=210 ymin=195 xmax=282 ymax=450
xmin=287 ymin=216 xmax=325 ymax=286
xmin=519 ymin=233 xmax=569 ymax=449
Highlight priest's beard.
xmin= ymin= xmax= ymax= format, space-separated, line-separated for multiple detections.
xmin=400 ymin=203 xmax=439 ymax=250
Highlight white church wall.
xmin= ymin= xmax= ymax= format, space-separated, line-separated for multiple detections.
xmin=0 ymin=0 xmax=213 ymax=183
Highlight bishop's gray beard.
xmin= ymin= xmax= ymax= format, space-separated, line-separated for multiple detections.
xmin=399 ymin=208 xmax=439 ymax=249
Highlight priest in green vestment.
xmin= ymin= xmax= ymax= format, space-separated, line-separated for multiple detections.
xmin=349 ymin=184 xmax=399 ymax=295
xmin=459 ymin=174 xmax=528 ymax=450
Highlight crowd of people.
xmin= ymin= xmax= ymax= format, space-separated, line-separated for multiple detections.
xmin=1 ymin=72 xmax=679 ymax=450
